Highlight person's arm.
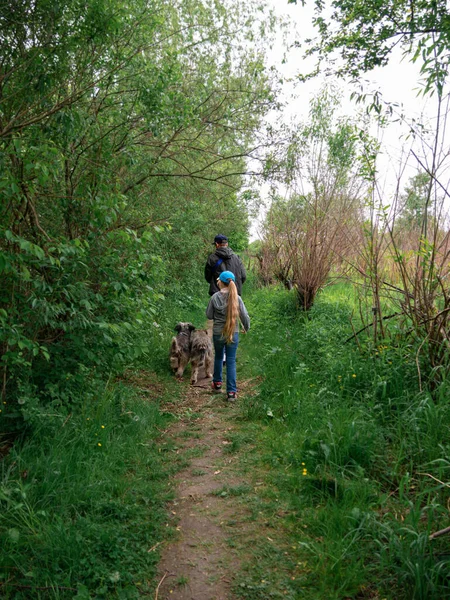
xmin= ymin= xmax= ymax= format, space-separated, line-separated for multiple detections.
xmin=238 ymin=297 xmax=250 ymax=332
xmin=205 ymin=258 xmax=213 ymax=283
xmin=206 ymin=297 xmax=215 ymax=320
xmin=240 ymin=258 xmax=247 ymax=284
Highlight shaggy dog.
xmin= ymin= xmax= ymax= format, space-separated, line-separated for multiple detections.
xmin=170 ymin=322 xmax=195 ymax=378
xmin=169 ymin=323 xmax=213 ymax=383
xmin=189 ymin=329 xmax=213 ymax=384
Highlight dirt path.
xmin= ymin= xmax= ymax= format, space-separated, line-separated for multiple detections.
xmin=155 ymin=372 xmax=248 ymax=600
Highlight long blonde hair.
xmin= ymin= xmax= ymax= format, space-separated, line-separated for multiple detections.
xmin=222 ymin=280 xmax=239 ymax=343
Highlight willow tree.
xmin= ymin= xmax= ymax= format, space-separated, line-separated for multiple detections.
xmin=261 ymin=88 xmax=365 ymax=309
xmin=290 ymin=0 xmax=450 ymax=94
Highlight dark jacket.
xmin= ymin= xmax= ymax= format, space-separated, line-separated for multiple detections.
xmin=204 ymin=246 xmax=246 ymax=296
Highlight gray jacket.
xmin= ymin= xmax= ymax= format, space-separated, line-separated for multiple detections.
xmin=206 ymin=290 xmax=250 ymax=337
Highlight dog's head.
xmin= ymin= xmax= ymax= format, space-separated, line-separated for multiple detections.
xmin=174 ymin=322 xmax=196 ymax=334
xmin=190 ymin=329 xmax=211 ymax=350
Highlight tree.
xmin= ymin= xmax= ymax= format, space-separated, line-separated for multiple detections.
xmin=289 ymin=0 xmax=450 ymax=94
xmin=396 ymin=172 xmax=433 ymax=231
xmin=287 ymin=1 xmax=450 ymax=384
xmin=0 ymin=0 xmax=282 ymax=408
xmin=260 ymin=87 xmax=365 ymax=309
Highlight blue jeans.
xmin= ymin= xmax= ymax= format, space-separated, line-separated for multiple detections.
xmin=213 ymin=333 xmax=239 ymax=393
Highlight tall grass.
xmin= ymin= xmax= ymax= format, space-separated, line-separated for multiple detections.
xmin=0 ymin=282 xmax=211 ymax=599
xmin=238 ymin=279 xmax=450 ymax=599
xmin=0 ymin=380 xmax=178 ymax=599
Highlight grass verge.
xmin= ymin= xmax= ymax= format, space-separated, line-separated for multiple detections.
xmin=0 ymin=285 xmax=214 ymax=599
xmin=0 ymin=373 xmax=181 ymax=599
xmin=230 ymin=280 xmax=450 ymax=600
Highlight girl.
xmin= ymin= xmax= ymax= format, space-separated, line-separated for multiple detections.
xmin=206 ymin=270 xmax=250 ymax=401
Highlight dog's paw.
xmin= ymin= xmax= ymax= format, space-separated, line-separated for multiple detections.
xmin=206 ymin=372 xmax=213 ymax=379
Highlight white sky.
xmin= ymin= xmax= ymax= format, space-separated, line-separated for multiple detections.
xmin=250 ymin=0 xmax=448 ymax=239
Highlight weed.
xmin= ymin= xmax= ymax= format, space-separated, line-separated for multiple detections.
xmin=179 ymin=430 xmax=201 ymax=439
xmin=184 ymin=445 xmax=208 ymax=459
xmin=222 ymin=430 xmax=256 ymax=453
xmin=191 ymin=468 xmax=206 ymax=476
xmin=212 ymin=484 xmax=252 ymax=498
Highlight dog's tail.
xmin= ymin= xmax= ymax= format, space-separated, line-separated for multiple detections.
xmin=170 ymin=337 xmax=180 ymax=354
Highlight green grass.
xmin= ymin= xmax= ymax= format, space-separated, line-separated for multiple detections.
xmin=0 ymin=378 xmax=180 ymax=599
xmin=2 ymin=275 xmax=449 ymax=599
xmin=211 ymin=484 xmax=253 ymax=497
xmin=233 ymin=279 xmax=450 ymax=600
xmin=0 ymin=283 xmax=211 ymax=599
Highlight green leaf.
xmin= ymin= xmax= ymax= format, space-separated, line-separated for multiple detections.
xmin=73 ymin=584 xmax=90 ymax=600
xmin=8 ymin=528 xmax=20 ymax=543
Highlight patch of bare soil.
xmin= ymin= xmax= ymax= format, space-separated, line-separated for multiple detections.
xmin=155 ymin=370 xmax=249 ymax=600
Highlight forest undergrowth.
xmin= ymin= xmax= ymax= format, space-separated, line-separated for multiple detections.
xmin=1 ymin=278 xmax=449 ymax=599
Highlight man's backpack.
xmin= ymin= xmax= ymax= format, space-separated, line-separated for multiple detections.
xmin=213 ymin=257 xmax=227 ymax=273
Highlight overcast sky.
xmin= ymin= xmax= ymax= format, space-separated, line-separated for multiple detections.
xmin=250 ymin=0 xmax=446 ymax=239
xmin=264 ymin=0 xmax=435 ymax=141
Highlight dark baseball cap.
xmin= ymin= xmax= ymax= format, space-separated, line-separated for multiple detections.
xmin=213 ymin=234 xmax=228 ymax=244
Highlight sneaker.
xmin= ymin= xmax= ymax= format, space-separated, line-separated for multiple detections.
xmin=227 ymin=391 xmax=237 ymax=402
xmin=212 ymin=381 xmax=222 ymax=392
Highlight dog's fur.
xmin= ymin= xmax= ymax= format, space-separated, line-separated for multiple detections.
xmin=170 ymin=322 xmax=195 ymax=378
xmin=169 ymin=322 xmax=213 ymax=383
xmin=189 ymin=329 xmax=213 ymax=384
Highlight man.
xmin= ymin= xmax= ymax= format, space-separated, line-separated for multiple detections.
xmin=205 ymin=234 xmax=247 ymax=296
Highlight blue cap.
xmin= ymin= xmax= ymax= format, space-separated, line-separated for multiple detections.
xmin=218 ymin=270 xmax=235 ymax=284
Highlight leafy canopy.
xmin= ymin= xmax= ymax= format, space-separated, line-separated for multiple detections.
xmin=0 ymin=0 xmax=281 ymax=415
xmin=289 ymin=0 xmax=450 ymax=94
